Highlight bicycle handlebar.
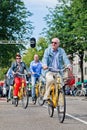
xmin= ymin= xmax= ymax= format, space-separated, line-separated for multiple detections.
xmin=14 ymin=72 xmax=29 ymax=77
xmin=48 ymin=67 xmax=68 ymax=73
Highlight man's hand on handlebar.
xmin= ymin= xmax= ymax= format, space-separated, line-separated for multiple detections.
xmin=43 ymin=65 xmax=48 ymax=70
xmin=67 ymin=65 xmax=72 ymax=72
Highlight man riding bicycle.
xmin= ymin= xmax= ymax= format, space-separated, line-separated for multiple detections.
xmin=42 ymin=37 xmax=72 ymax=101
xmin=11 ymin=53 xmax=29 ymax=99
xmin=29 ymin=54 xmax=42 ymax=103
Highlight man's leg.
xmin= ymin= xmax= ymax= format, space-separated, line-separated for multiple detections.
xmin=31 ymin=76 xmax=36 ymax=101
xmin=13 ymin=77 xmax=21 ymax=98
xmin=43 ymin=72 xmax=55 ymax=100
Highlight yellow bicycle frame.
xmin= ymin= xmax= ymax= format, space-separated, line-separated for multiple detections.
xmin=18 ymin=79 xmax=25 ymax=100
xmin=49 ymin=76 xmax=62 ymax=108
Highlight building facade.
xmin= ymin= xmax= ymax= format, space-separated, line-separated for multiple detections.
xmin=73 ymin=52 xmax=87 ymax=82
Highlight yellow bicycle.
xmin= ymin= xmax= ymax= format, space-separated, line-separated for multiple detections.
xmin=34 ymin=75 xmax=46 ymax=105
xmin=13 ymin=73 xmax=29 ymax=109
xmin=47 ymin=67 xmax=67 ymax=123
xmin=29 ymin=74 xmax=46 ymax=105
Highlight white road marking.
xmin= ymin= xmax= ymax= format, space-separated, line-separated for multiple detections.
xmin=66 ymin=113 xmax=87 ymax=125
xmin=43 ymin=105 xmax=87 ymax=125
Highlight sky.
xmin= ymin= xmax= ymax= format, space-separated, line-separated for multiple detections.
xmin=23 ymin=0 xmax=58 ymax=40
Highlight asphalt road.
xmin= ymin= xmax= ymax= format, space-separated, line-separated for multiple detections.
xmin=0 ymin=96 xmax=87 ymax=130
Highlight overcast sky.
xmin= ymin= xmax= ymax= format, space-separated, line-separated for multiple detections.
xmin=23 ymin=0 xmax=58 ymax=40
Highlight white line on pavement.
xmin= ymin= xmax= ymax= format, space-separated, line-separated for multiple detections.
xmin=66 ymin=113 xmax=87 ymax=125
xmin=43 ymin=105 xmax=87 ymax=125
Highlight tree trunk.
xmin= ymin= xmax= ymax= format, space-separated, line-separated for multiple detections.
xmin=79 ymin=51 xmax=84 ymax=83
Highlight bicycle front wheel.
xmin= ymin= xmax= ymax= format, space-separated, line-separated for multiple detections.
xmin=57 ymin=88 xmax=66 ymax=123
xmin=22 ymin=88 xmax=29 ymax=109
xmin=38 ymin=85 xmax=45 ymax=106
xmin=48 ymin=100 xmax=54 ymax=117
xmin=14 ymin=98 xmax=18 ymax=107
xmin=75 ymin=89 xmax=85 ymax=96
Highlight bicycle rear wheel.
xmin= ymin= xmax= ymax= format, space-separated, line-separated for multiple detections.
xmin=14 ymin=98 xmax=18 ymax=107
xmin=75 ymin=90 xmax=81 ymax=96
xmin=22 ymin=88 xmax=29 ymax=109
xmin=38 ymin=85 xmax=45 ymax=106
xmin=75 ymin=89 xmax=85 ymax=96
xmin=57 ymin=88 xmax=66 ymax=123
xmin=32 ymin=95 xmax=37 ymax=105
xmin=48 ymin=100 xmax=54 ymax=117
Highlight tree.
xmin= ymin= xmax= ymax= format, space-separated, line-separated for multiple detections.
xmin=0 ymin=0 xmax=34 ymax=79
xmin=0 ymin=0 xmax=33 ymax=40
xmin=43 ymin=0 xmax=87 ymax=83
xmin=0 ymin=0 xmax=33 ymax=68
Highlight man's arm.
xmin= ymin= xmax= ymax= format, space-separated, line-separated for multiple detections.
xmin=42 ymin=48 xmax=49 ymax=70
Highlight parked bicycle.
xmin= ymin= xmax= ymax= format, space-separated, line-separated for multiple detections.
xmin=13 ymin=73 xmax=29 ymax=109
xmin=45 ymin=67 xmax=68 ymax=123
xmin=75 ymin=83 xmax=87 ymax=96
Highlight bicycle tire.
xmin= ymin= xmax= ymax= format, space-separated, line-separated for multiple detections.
xmin=57 ymin=88 xmax=66 ymax=123
xmin=75 ymin=90 xmax=81 ymax=96
xmin=14 ymin=98 xmax=18 ymax=107
xmin=38 ymin=85 xmax=45 ymax=106
xmin=38 ymin=96 xmax=44 ymax=106
xmin=22 ymin=88 xmax=29 ymax=109
xmin=48 ymin=100 xmax=54 ymax=117
xmin=32 ymin=95 xmax=37 ymax=105
xmin=75 ymin=89 xmax=85 ymax=96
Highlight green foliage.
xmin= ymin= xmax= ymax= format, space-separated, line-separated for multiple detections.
xmin=0 ymin=0 xmax=33 ymax=40
xmin=44 ymin=0 xmax=87 ymax=55
xmin=0 ymin=67 xmax=7 ymax=80
xmin=0 ymin=0 xmax=33 ymax=68
xmin=43 ymin=0 xmax=87 ymax=82
xmin=0 ymin=0 xmax=34 ymax=79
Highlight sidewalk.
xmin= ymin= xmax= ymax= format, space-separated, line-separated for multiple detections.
xmin=66 ymin=95 xmax=87 ymax=101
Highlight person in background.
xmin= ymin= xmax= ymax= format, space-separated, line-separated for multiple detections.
xmin=42 ymin=37 xmax=72 ymax=101
xmin=29 ymin=54 xmax=42 ymax=103
xmin=6 ymin=67 xmax=14 ymax=102
xmin=11 ymin=53 xmax=29 ymax=99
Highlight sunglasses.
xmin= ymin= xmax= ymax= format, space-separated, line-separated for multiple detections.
xmin=16 ymin=58 xmax=21 ymax=59
xmin=51 ymin=41 xmax=57 ymax=44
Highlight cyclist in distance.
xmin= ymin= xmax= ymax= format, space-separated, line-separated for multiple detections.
xmin=42 ymin=37 xmax=72 ymax=101
xmin=29 ymin=54 xmax=42 ymax=103
xmin=6 ymin=67 xmax=14 ymax=102
xmin=11 ymin=53 xmax=29 ymax=99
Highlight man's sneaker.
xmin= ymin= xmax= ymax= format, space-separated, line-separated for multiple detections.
xmin=7 ymin=98 xmax=11 ymax=102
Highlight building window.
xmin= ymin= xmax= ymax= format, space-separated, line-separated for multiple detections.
xmin=85 ymin=67 xmax=87 ymax=75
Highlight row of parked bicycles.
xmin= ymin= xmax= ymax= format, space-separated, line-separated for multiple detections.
xmin=65 ymin=82 xmax=87 ymax=96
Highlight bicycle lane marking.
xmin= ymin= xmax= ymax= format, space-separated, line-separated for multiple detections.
xmin=43 ymin=105 xmax=87 ymax=125
xmin=66 ymin=113 xmax=87 ymax=125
